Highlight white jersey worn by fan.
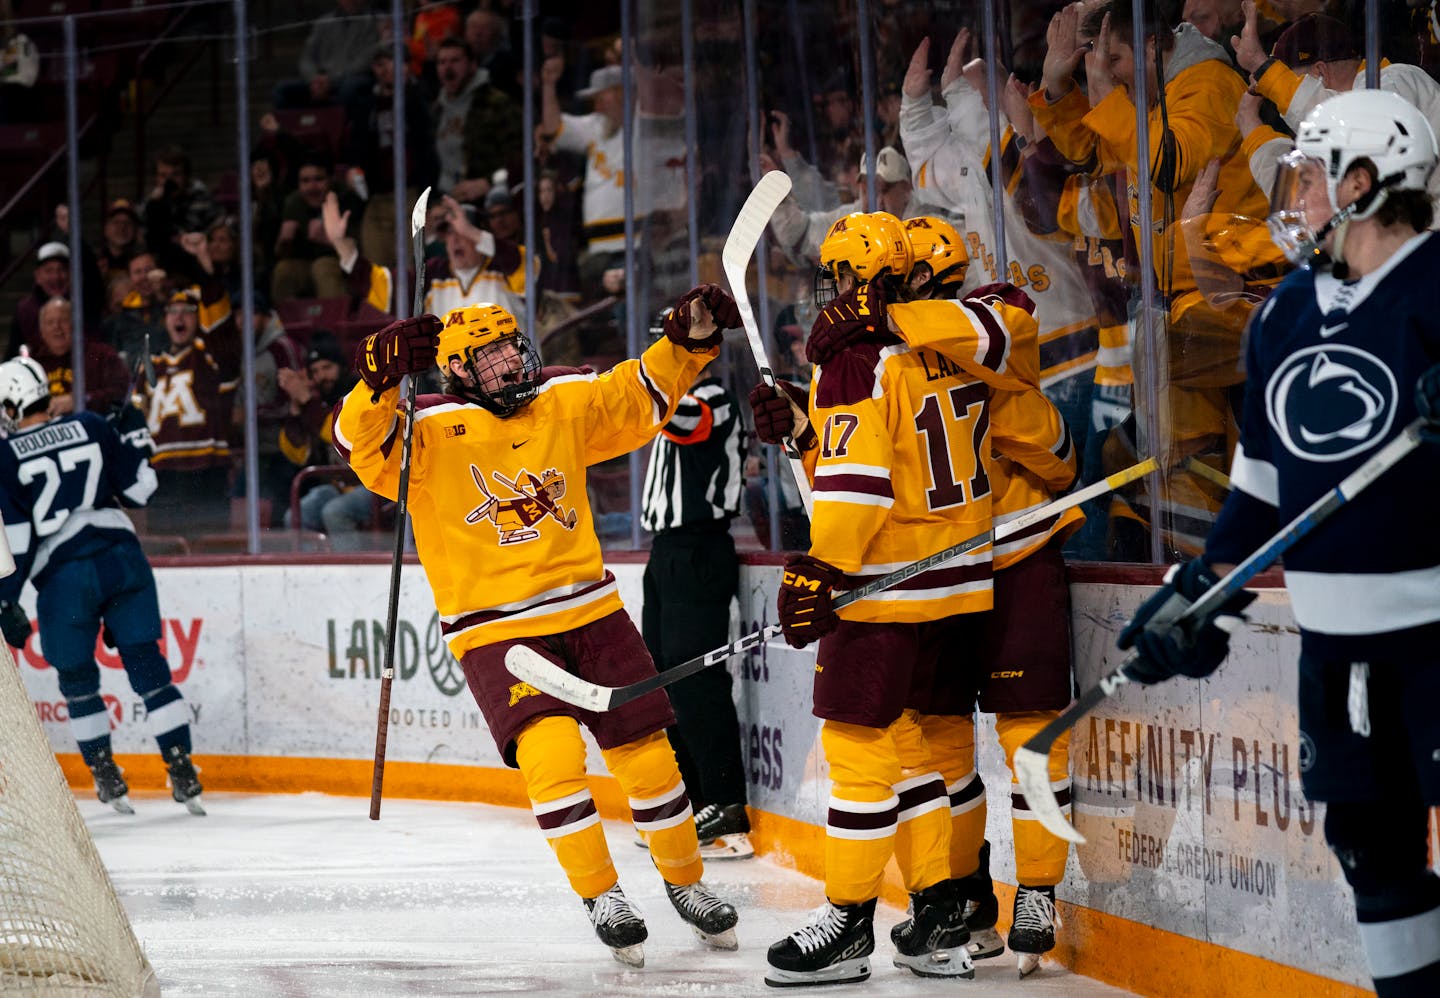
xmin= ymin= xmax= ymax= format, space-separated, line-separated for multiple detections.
xmin=553 ymin=110 xmax=687 ymax=254
xmin=902 ymin=78 xmax=1101 ymax=389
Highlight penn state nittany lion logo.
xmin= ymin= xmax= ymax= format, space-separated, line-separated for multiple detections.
xmin=465 ymin=465 xmax=578 ymax=544
xmin=1265 ymin=345 xmax=1397 ymax=462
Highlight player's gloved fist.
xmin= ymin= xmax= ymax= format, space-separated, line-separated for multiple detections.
xmin=748 ymin=380 xmax=815 ymax=450
xmin=0 ymin=601 xmax=30 ymax=649
xmin=777 ymin=554 xmax=843 ymax=648
xmin=1115 ymin=558 xmax=1256 ymax=685
xmin=805 ymin=281 xmax=887 ymax=365
xmin=663 ymin=284 xmax=734 ymax=352
xmin=358 ymin=313 xmax=442 ymax=394
xmin=1416 ymin=362 xmax=1440 ymax=443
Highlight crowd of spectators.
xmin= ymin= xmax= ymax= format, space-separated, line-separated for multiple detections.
xmin=6 ymin=0 xmax=1440 ymax=556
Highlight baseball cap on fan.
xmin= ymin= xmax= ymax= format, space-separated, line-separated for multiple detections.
xmin=578 ymin=65 xmax=624 ymax=98
xmin=1271 ymin=14 xmax=1359 ymax=68
xmin=36 ymin=242 xmax=70 ymax=265
xmin=858 ymin=147 xmax=910 ymax=184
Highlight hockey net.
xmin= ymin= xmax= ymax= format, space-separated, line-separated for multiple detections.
xmin=0 ymin=643 xmax=159 ymax=996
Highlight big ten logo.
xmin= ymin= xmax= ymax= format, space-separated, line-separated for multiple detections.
xmin=747 ymin=723 xmax=783 ymax=791
xmin=20 ymin=619 xmax=204 ymax=684
xmin=326 ymin=612 xmax=466 ymax=697
xmin=34 ymin=693 xmax=124 ymax=729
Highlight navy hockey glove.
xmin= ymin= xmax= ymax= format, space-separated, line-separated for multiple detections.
xmin=748 ymin=380 xmax=815 ymax=451
xmin=1116 ymin=559 xmax=1257 ymax=684
xmin=777 ymin=554 xmax=843 ymax=648
xmin=805 ymin=282 xmax=888 ymax=365
xmin=358 ymin=314 xmax=442 ymax=394
xmin=0 ymin=601 xmax=30 ymax=649
xmin=1417 ymin=362 xmax=1440 ymax=443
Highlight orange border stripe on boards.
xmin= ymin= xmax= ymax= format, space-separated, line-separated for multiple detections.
xmin=63 ymin=754 xmax=1370 ymax=998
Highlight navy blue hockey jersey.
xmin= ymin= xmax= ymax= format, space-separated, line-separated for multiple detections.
xmin=1207 ymin=231 xmax=1440 ymax=659
xmin=0 ymin=411 xmax=157 ymax=603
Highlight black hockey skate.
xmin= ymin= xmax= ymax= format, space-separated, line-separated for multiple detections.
xmin=765 ymin=898 xmax=875 ymax=988
xmin=1009 ymin=884 xmax=1060 ymax=977
xmin=959 ymin=840 xmax=1005 ymax=961
xmin=89 ymin=749 xmax=133 ymax=815
xmin=163 ymin=746 xmax=205 ymax=815
xmin=583 ymin=884 xmax=648 ymax=967
xmin=889 ymin=879 xmax=975 ymax=979
xmin=694 ymin=802 xmax=754 ymax=860
xmin=664 ymin=879 xmax=739 ymax=950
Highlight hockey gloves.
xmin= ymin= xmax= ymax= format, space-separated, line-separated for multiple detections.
xmin=1116 ymin=558 xmax=1257 ymax=685
xmin=358 ymin=314 xmax=442 ymax=395
xmin=805 ymin=281 xmax=887 ymax=365
xmin=0 ymin=601 xmax=29 ymax=649
xmin=663 ymin=283 xmax=741 ymax=352
xmin=748 ymin=380 xmax=815 ymax=451
xmin=777 ymin=554 xmax=843 ymax=648
xmin=1417 ymin=363 xmax=1440 ymax=443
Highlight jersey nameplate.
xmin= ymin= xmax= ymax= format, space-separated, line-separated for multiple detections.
xmin=10 ymin=421 xmax=85 ymax=458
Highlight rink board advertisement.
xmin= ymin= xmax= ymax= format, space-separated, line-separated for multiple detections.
xmin=18 ymin=560 xmax=1366 ymax=988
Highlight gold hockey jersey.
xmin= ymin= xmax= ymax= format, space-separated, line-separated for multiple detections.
xmin=333 ymin=339 xmax=715 ymax=653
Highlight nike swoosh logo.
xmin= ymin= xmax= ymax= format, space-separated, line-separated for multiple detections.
xmin=511 ymin=440 xmax=528 ymax=449
xmin=1320 ymin=322 xmax=1348 ymax=338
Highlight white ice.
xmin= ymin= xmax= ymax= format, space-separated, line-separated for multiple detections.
xmin=81 ymin=791 xmax=1137 ymax=997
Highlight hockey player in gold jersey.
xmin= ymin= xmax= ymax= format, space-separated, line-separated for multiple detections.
xmin=896 ymin=216 xmax=1081 ymax=977
xmin=333 ymin=294 xmax=739 ymax=968
xmin=754 ymin=211 xmax=987 ymax=987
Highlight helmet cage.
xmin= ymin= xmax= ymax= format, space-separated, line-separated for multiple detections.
xmin=459 ymin=333 xmax=542 ymax=417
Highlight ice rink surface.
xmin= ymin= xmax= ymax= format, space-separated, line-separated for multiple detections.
xmin=81 ymin=791 xmax=1137 ymax=997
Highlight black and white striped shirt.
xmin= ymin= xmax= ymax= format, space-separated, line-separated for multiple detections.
xmin=641 ymin=376 xmax=745 ymax=532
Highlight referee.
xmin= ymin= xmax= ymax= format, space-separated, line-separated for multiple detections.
xmin=640 ymin=307 xmax=752 ymax=859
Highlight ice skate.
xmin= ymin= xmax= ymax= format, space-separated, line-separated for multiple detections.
xmin=889 ymin=879 xmax=975 ymax=979
xmin=89 ymin=749 xmax=134 ymax=815
xmin=960 ymin=841 xmax=1005 ymax=961
xmin=694 ymin=802 xmax=754 ymax=860
xmin=664 ymin=879 xmax=739 ymax=950
xmin=1009 ymin=884 xmax=1060 ymax=977
xmin=765 ymin=898 xmax=875 ymax=988
xmin=583 ymin=884 xmax=648 ymax=967
xmin=163 ymin=746 xmax=205 ymax=815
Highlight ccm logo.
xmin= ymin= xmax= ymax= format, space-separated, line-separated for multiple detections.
xmin=990 ymin=670 xmax=1024 ymax=679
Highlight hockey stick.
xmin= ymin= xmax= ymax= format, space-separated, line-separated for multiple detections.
xmin=721 ymin=170 xmax=814 ymax=514
xmin=506 ymin=457 xmax=1160 ymax=712
xmin=370 ymin=186 xmax=431 ymax=821
xmin=1014 ymin=418 xmax=1430 ymax=845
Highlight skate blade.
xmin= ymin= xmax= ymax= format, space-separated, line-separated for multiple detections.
xmin=700 ymin=833 xmax=755 ymax=860
xmin=966 ymin=927 xmax=1005 ymax=961
xmin=893 ymin=945 xmax=976 ymax=979
xmin=609 ymin=943 xmax=645 ymax=968
xmin=688 ymin=924 xmax=738 ymax=951
xmin=764 ymin=957 xmax=870 ymax=988
xmin=1017 ymin=952 xmax=1043 ymax=978
xmin=107 ymin=796 xmax=135 ymax=815
xmin=181 ymin=795 xmax=206 ymax=816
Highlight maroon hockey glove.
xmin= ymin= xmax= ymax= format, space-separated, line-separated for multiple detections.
xmin=358 ymin=314 xmax=442 ymax=394
xmin=805 ymin=281 xmax=888 ymax=365
xmin=777 ymin=554 xmax=844 ymax=648
xmin=748 ymin=380 xmax=815 ymax=450
xmin=662 ymin=283 xmax=734 ymax=351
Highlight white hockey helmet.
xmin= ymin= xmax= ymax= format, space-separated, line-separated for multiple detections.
xmin=1293 ymin=88 xmax=1437 ymax=220
xmin=0 ymin=356 xmax=50 ymax=432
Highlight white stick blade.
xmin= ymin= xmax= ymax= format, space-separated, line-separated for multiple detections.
xmin=1013 ymin=746 xmax=1085 ymax=844
xmin=721 ymin=170 xmax=792 ymax=271
xmin=410 ymin=186 xmax=432 ymax=239
xmin=504 ymin=645 xmax=610 ymax=712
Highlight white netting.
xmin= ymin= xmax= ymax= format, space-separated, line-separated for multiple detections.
xmin=0 ymin=645 xmax=159 ymax=997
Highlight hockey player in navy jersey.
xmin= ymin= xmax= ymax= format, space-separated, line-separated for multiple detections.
xmin=1119 ymin=90 xmax=1440 ymax=998
xmin=0 ymin=356 xmax=203 ymax=815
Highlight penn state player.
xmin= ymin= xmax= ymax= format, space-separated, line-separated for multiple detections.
xmin=0 ymin=356 xmax=203 ymax=815
xmin=1119 ymin=90 xmax=1440 ymax=997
